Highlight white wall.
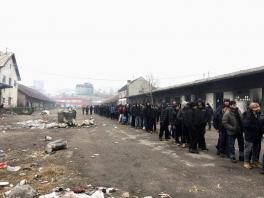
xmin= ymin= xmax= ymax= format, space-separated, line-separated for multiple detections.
xmin=206 ymin=93 xmax=215 ymax=109
xmin=0 ymin=58 xmax=19 ymax=107
xmin=223 ymin=91 xmax=234 ymax=100
xmin=250 ymin=88 xmax=262 ymax=102
xmin=128 ymin=78 xmax=150 ymax=96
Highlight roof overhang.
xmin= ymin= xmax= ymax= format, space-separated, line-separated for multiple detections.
xmin=0 ymin=83 xmax=13 ymax=89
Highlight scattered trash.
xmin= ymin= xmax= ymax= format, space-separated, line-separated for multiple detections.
xmin=0 ymin=149 xmax=6 ymax=157
xmin=19 ymin=173 xmax=26 ymax=176
xmin=217 ymin=184 xmax=221 ymax=189
xmin=72 ymin=187 xmax=85 ymax=194
xmin=7 ymin=166 xmax=21 ymax=172
xmin=6 ymin=185 xmax=36 ymax=198
xmin=45 ymin=139 xmax=68 ymax=154
xmin=189 ymin=185 xmax=204 ymax=193
xmin=122 ymin=192 xmax=130 ymax=198
xmin=41 ymin=181 xmax=49 ymax=184
xmin=93 ymin=154 xmax=100 ymax=156
xmin=19 ymin=179 xmax=27 ymax=185
xmin=144 ymin=197 xmax=152 ymax=198
xmin=158 ymin=193 xmax=172 ymax=198
xmin=45 ymin=136 xmax=53 ymax=141
xmin=0 ymin=182 xmax=9 ymax=187
xmin=0 ymin=162 xmax=8 ymax=169
xmin=39 ymin=192 xmax=60 ymax=198
xmin=106 ymin=188 xmax=116 ymax=194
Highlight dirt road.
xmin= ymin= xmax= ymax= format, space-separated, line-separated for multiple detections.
xmin=0 ymin=110 xmax=264 ymax=197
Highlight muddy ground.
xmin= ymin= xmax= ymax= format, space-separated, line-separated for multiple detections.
xmin=0 ymin=109 xmax=264 ymax=198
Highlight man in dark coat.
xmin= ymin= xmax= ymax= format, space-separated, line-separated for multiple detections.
xmin=214 ymin=99 xmax=230 ymax=157
xmin=195 ymin=99 xmax=208 ymax=151
xmin=243 ymin=102 xmax=262 ymax=169
xmin=186 ymin=102 xmax=199 ymax=153
xmin=206 ymin=103 xmax=214 ymax=130
xmin=159 ymin=103 xmax=170 ymax=141
xmin=222 ymin=101 xmax=244 ymax=163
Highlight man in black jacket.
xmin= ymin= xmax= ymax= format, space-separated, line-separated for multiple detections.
xmin=214 ymin=99 xmax=230 ymax=157
xmin=195 ymin=99 xmax=208 ymax=151
xmin=186 ymin=102 xmax=199 ymax=153
xmin=159 ymin=103 xmax=170 ymax=141
xmin=243 ymin=102 xmax=262 ymax=169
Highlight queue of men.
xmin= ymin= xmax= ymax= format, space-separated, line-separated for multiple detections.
xmin=95 ymin=99 xmax=264 ymax=174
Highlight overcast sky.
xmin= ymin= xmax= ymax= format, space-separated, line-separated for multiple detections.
xmin=1 ymin=0 xmax=264 ymax=94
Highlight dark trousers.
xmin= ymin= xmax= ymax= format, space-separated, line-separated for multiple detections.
xmin=145 ymin=118 xmax=153 ymax=132
xmin=189 ymin=128 xmax=199 ymax=150
xmin=182 ymin=124 xmax=189 ymax=144
xmin=244 ymin=140 xmax=260 ymax=163
xmin=152 ymin=118 xmax=157 ymax=132
xmin=198 ymin=126 xmax=207 ymax=149
xmin=207 ymin=119 xmax=212 ymax=130
xmin=228 ymin=133 xmax=244 ymax=159
xmin=217 ymin=129 xmax=228 ymax=155
xmin=174 ymin=124 xmax=181 ymax=143
xmin=159 ymin=123 xmax=169 ymax=139
xmin=131 ymin=116 xmax=135 ymax=127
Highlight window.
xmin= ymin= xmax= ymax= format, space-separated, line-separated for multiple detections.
xmin=2 ymin=75 xmax=6 ymax=83
xmin=14 ymin=80 xmax=17 ymax=87
xmin=9 ymin=78 xmax=12 ymax=86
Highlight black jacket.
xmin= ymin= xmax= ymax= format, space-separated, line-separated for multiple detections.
xmin=243 ymin=110 xmax=262 ymax=142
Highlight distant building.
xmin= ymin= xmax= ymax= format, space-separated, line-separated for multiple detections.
xmin=0 ymin=51 xmax=21 ymax=107
xmin=17 ymin=84 xmax=55 ymax=110
xmin=75 ymin=83 xmax=94 ymax=96
xmin=118 ymin=77 xmax=153 ymax=104
xmin=52 ymin=97 xmax=90 ymax=108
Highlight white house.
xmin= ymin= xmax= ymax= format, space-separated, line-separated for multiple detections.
xmin=0 ymin=52 xmax=21 ymax=107
xmin=118 ymin=77 xmax=155 ymax=104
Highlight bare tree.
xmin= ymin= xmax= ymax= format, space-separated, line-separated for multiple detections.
xmin=146 ymin=73 xmax=159 ymax=104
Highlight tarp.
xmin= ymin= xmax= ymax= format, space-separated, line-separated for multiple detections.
xmin=0 ymin=83 xmax=12 ymax=89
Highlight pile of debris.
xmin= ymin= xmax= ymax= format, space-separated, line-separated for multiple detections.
xmin=17 ymin=118 xmax=94 ymax=129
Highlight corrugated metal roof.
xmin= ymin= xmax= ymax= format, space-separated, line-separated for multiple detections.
xmin=153 ymin=66 xmax=264 ymax=93
xmin=18 ymin=84 xmax=55 ymax=103
xmin=128 ymin=65 xmax=264 ymax=98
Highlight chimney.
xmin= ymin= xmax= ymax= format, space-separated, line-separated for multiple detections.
xmin=127 ymin=80 xmax=131 ymax=84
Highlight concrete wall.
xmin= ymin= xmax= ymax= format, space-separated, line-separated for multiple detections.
xmin=223 ymin=91 xmax=234 ymax=100
xmin=128 ymin=78 xmax=151 ymax=97
xmin=206 ymin=93 xmax=215 ymax=109
xmin=250 ymin=88 xmax=262 ymax=102
xmin=0 ymin=58 xmax=19 ymax=107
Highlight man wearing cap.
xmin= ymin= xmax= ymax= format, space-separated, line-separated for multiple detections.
xmin=243 ymin=102 xmax=262 ymax=169
xmin=222 ymin=101 xmax=244 ymax=163
xmin=213 ymin=99 xmax=230 ymax=157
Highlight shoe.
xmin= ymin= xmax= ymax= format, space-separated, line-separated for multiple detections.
xmin=201 ymin=148 xmax=209 ymax=151
xmin=165 ymin=138 xmax=169 ymax=141
xmin=231 ymin=158 xmax=237 ymax=163
xmin=216 ymin=150 xmax=220 ymax=156
xmin=244 ymin=162 xmax=252 ymax=169
xmin=182 ymin=143 xmax=186 ymax=148
xmin=189 ymin=149 xmax=199 ymax=154
xmin=159 ymin=137 xmax=162 ymax=141
xmin=260 ymin=170 xmax=264 ymax=174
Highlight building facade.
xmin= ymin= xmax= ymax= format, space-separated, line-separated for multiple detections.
xmin=75 ymin=83 xmax=94 ymax=96
xmin=17 ymin=84 xmax=55 ymax=110
xmin=0 ymin=52 xmax=21 ymax=107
